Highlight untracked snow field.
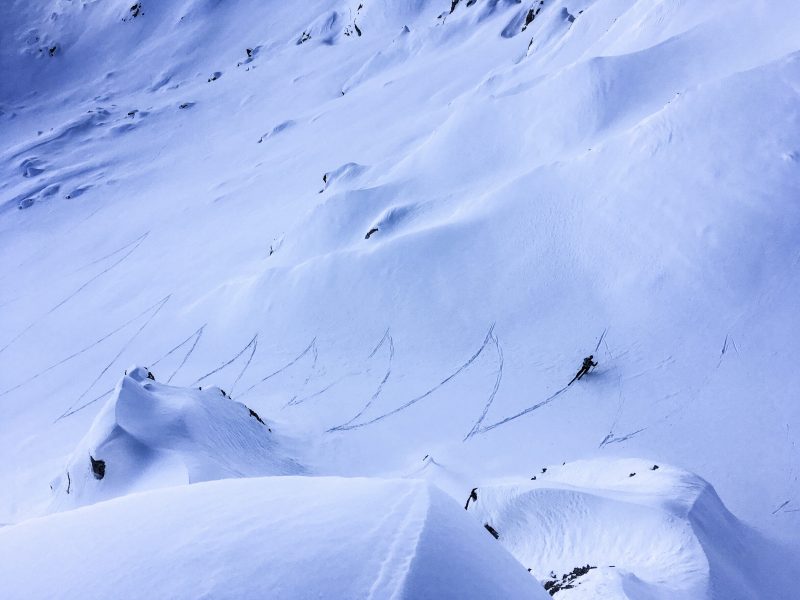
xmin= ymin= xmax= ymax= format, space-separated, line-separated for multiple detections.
xmin=1 ymin=0 xmax=799 ymax=598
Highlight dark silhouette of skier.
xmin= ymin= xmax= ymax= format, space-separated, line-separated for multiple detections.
xmin=569 ymin=355 xmax=597 ymax=385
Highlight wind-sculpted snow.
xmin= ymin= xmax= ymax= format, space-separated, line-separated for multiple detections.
xmin=465 ymin=458 xmax=799 ymax=599
xmin=0 ymin=477 xmax=549 ymax=600
xmin=48 ymin=367 xmax=302 ymax=511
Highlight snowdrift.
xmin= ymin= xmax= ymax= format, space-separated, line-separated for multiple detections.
xmin=48 ymin=366 xmax=302 ymax=511
xmin=466 ymin=458 xmax=797 ymax=599
xmin=0 ymin=476 xmax=549 ymax=600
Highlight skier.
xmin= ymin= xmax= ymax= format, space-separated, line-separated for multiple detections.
xmin=569 ymin=355 xmax=597 ymax=385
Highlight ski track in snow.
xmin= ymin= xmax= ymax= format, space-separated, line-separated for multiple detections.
xmin=772 ymin=500 xmax=791 ymax=515
xmin=596 ymin=372 xmax=649 ymax=449
xmin=237 ymin=337 xmax=318 ymax=398
xmin=330 ymin=325 xmax=496 ymax=432
xmin=280 ymin=329 xmax=399 ymax=409
xmin=55 ymin=324 xmax=207 ymax=421
xmin=716 ymin=333 xmax=739 ymax=368
xmin=153 ymin=325 xmax=207 ymax=384
xmin=55 ymin=387 xmax=114 ymax=421
xmin=286 ymin=376 xmax=352 ymax=407
xmin=327 ymin=329 xmax=394 ymax=431
xmin=474 ymin=329 xmax=607 ymax=437
xmin=74 ymin=231 xmax=150 ymax=272
xmin=1 ymin=294 xmax=171 ymax=399
xmin=624 ymin=355 xmax=676 ymax=383
xmin=368 ymin=328 xmax=392 ymax=360
xmin=285 ymin=341 xmax=320 ymax=407
xmin=623 ymin=334 xmax=739 ymax=441
xmin=601 ymin=330 xmax=737 ymax=447
xmin=231 ymin=335 xmax=259 ymax=394
xmin=191 ymin=333 xmax=258 ymax=388
xmin=464 ymin=328 xmax=503 ymax=440
xmin=598 ymin=427 xmax=648 ymax=448
xmin=645 ymin=351 xmax=725 ymax=432
xmin=0 ymin=231 xmax=149 ymax=356
xmin=280 ymin=332 xmax=398 ymax=409
xmin=475 ymin=385 xmax=570 ymax=435
xmin=54 ymin=294 xmax=172 ymax=421
xmin=594 ymin=328 xmax=608 ymax=353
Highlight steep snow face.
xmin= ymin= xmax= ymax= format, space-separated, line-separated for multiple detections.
xmin=465 ymin=458 xmax=800 ymax=599
xmin=0 ymin=476 xmax=550 ymax=600
xmin=1 ymin=0 xmax=799 ymax=563
xmin=48 ymin=366 xmax=302 ymax=511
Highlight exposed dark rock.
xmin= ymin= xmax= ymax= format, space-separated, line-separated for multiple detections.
xmin=544 ymin=564 xmax=596 ymax=596
xmin=651 ymin=464 xmax=660 ymax=470
xmin=629 ymin=472 xmax=636 ymax=477
xmin=130 ymin=3 xmax=142 ymax=18
xmin=346 ymin=5 xmax=363 ymax=38
xmin=522 ymin=1 xmax=545 ymax=31
xmin=248 ymin=407 xmax=266 ymax=425
xmin=90 ymin=456 xmax=106 ymax=480
xmin=48 ymin=45 xmax=58 ymax=57
xmin=464 ymin=487 xmax=478 ymax=510
xmin=484 ymin=523 xmax=500 ymax=539
xmin=365 ymin=227 xmax=379 ymax=239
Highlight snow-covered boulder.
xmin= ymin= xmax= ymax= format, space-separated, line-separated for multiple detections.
xmin=49 ymin=366 xmax=302 ymax=511
xmin=1 ymin=476 xmax=550 ymax=600
xmin=465 ymin=458 xmax=796 ymax=599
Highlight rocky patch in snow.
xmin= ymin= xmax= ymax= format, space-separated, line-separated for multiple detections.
xmin=48 ymin=366 xmax=302 ymax=512
xmin=466 ymin=458 xmax=798 ymax=599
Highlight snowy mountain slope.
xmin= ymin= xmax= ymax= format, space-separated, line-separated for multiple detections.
xmin=47 ymin=365 xmax=302 ymax=512
xmin=466 ymin=458 xmax=800 ymax=599
xmin=0 ymin=0 xmax=799 ymax=595
xmin=0 ymin=476 xmax=550 ymax=600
